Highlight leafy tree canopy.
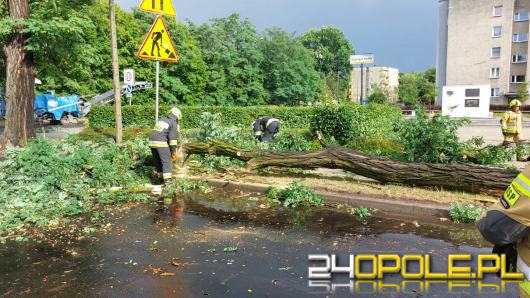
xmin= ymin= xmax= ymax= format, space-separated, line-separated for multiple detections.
xmin=259 ymin=28 xmax=321 ymax=105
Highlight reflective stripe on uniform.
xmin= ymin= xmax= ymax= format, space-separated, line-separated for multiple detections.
xmin=513 ymin=173 xmax=530 ymax=197
xmin=169 ymin=140 xmax=178 ymax=146
xmin=521 ymin=280 xmax=530 ymax=297
xmin=162 ymin=173 xmax=172 ymax=179
xmin=518 ymin=257 xmax=530 ymax=296
xmin=266 ymin=118 xmax=279 ymax=128
xmin=255 ymin=131 xmax=263 ymax=136
xmin=149 ymin=141 xmax=169 ymax=148
xmin=153 ymin=121 xmax=170 ymax=132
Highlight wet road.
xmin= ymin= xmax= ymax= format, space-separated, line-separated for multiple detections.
xmin=0 ymin=192 xmax=521 ymax=297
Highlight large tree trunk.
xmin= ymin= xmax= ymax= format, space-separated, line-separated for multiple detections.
xmin=2 ymin=0 xmax=35 ymax=147
xmin=182 ymin=141 xmax=518 ymax=196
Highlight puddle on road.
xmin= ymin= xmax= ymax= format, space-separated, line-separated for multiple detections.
xmin=0 ymin=191 xmax=519 ymax=297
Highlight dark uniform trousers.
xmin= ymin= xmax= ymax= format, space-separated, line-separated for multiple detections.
xmin=151 ymin=147 xmax=173 ymax=181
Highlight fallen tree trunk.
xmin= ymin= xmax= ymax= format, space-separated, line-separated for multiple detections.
xmin=182 ymin=141 xmax=519 ymax=196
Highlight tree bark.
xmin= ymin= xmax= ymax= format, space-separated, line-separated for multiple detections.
xmin=109 ymin=0 xmax=122 ymax=144
xmin=182 ymin=141 xmax=518 ymax=196
xmin=2 ymin=0 xmax=35 ymax=147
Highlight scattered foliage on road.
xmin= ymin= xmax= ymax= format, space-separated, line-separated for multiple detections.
xmin=266 ymin=181 xmax=323 ymax=207
xmin=449 ymin=202 xmax=485 ymax=223
xmin=347 ymin=207 xmax=372 ymax=219
xmin=0 ymin=138 xmax=152 ymax=240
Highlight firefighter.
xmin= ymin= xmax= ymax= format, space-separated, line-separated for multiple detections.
xmin=148 ymin=107 xmax=181 ymax=185
xmin=477 ymin=165 xmax=530 ymax=297
xmin=253 ymin=116 xmax=280 ymax=142
xmin=501 ymin=100 xmax=523 ymax=145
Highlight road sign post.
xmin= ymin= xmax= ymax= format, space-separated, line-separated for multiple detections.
xmin=126 ymin=84 xmax=134 ymax=105
xmin=124 ymin=69 xmax=135 ymax=85
xmin=136 ymin=0 xmax=179 ymax=124
xmin=350 ymin=54 xmax=375 ymax=103
xmin=155 ymin=60 xmax=160 ymax=122
xmin=139 ymin=0 xmax=176 ymax=16
xmin=137 ymin=16 xmax=179 ymax=63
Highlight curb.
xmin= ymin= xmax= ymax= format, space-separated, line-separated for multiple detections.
xmin=192 ymin=178 xmax=450 ymax=221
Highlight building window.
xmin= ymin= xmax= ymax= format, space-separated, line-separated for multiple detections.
xmin=493 ymin=5 xmax=503 ymax=17
xmin=513 ymin=54 xmax=529 ymax=63
xmin=491 ymin=88 xmax=501 ymax=97
xmin=515 ymin=12 xmax=529 ymax=22
xmin=511 ymin=75 xmax=526 ymax=83
xmin=490 ymin=67 xmax=500 ymax=78
xmin=492 ymin=26 xmax=502 ymax=37
xmin=491 ymin=47 xmax=501 ymax=58
xmin=513 ymin=33 xmax=529 ymax=42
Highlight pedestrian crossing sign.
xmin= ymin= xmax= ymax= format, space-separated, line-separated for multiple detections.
xmin=139 ymin=0 xmax=176 ymax=17
xmin=137 ymin=16 xmax=179 ymax=63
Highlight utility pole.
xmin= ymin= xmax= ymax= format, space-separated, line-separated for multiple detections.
xmin=360 ymin=64 xmax=364 ymax=102
xmin=109 ymin=0 xmax=123 ymax=144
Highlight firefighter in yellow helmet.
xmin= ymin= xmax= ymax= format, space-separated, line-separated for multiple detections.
xmin=501 ymin=100 xmax=523 ymax=144
xmin=477 ymin=166 xmax=530 ymax=297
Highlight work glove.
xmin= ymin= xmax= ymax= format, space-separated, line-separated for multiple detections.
xmin=492 ymin=243 xmax=518 ymax=276
xmin=172 ymin=152 xmax=178 ymax=162
xmin=502 ymin=130 xmax=508 ymax=137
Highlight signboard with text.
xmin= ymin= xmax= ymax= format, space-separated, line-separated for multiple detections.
xmin=350 ymin=54 xmax=375 ymax=65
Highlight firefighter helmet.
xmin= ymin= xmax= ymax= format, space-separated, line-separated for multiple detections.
xmin=510 ymin=100 xmax=522 ymax=108
xmin=170 ymin=107 xmax=182 ymax=120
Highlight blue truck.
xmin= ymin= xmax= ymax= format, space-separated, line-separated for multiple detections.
xmin=0 ymin=93 xmax=82 ymax=123
xmin=0 ymin=81 xmax=152 ymax=123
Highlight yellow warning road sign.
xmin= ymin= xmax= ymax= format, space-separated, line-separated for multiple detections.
xmin=137 ymin=16 xmax=179 ymax=63
xmin=139 ymin=0 xmax=176 ymax=17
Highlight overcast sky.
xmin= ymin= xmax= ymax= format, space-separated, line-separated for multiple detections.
xmin=118 ymin=0 xmax=438 ymax=73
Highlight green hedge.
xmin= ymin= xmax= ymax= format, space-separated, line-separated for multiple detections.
xmin=89 ymin=105 xmax=313 ymax=129
xmin=89 ymin=104 xmax=403 ymax=142
xmin=310 ymin=104 xmax=403 ymax=145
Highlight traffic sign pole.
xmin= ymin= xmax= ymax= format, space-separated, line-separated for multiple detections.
xmin=155 ymin=60 xmax=160 ymax=123
xmin=136 ymin=0 xmax=178 ymax=124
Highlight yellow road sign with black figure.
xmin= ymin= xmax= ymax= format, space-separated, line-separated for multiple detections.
xmin=139 ymin=0 xmax=176 ymax=16
xmin=137 ymin=16 xmax=179 ymax=63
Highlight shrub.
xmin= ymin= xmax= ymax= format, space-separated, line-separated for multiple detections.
xmin=197 ymin=112 xmax=242 ymax=143
xmin=310 ymin=104 xmax=402 ymax=145
xmin=449 ymin=202 xmax=485 ymax=223
xmin=368 ymin=85 xmax=389 ymax=104
xmin=396 ymin=107 xmax=469 ymax=163
xmin=89 ymin=105 xmax=313 ymax=130
xmin=347 ymin=207 xmax=372 ymax=219
xmin=349 ymin=138 xmax=404 ymax=159
xmin=463 ymin=137 xmax=515 ymax=166
xmin=266 ymin=181 xmax=323 ymax=207
xmin=368 ymin=91 xmax=387 ymax=104
xmin=271 ymin=129 xmax=322 ymax=152
xmin=310 ymin=104 xmax=357 ymax=145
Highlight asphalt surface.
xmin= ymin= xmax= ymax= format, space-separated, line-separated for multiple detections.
xmin=0 ymin=192 xmax=520 ymax=297
xmin=0 ymin=119 xmax=85 ymax=142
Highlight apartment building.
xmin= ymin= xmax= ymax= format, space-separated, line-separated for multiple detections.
xmin=437 ymin=0 xmax=530 ymax=105
xmin=350 ymin=66 xmax=399 ymax=103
